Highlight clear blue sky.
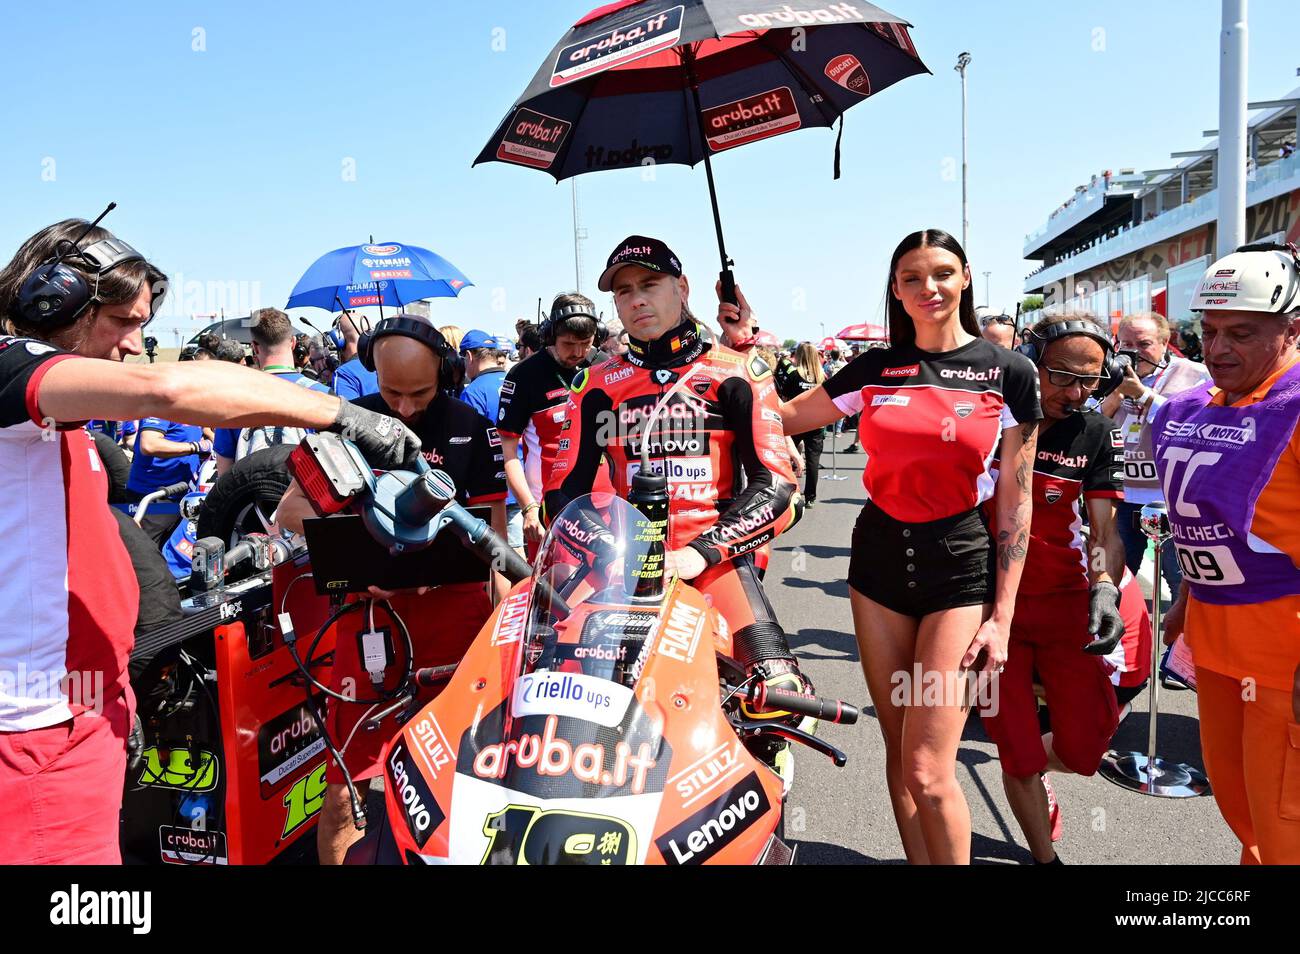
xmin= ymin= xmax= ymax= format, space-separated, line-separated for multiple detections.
xmin=2 ymin=1 xmax=1296 ymax=345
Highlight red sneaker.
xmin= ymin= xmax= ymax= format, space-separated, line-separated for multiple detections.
xmin=1042 ymin=774 xmax=1062 ymax=842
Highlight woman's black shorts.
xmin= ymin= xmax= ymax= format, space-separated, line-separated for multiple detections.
xmin=848 ymin=500 xmax=995 ymax=618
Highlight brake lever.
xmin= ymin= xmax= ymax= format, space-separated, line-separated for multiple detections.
xmin=734 ymin=720 xmax=849 ymax=768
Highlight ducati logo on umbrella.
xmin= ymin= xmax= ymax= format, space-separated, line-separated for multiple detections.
xmin=954 ymin=401 xmax=975 ymax=419
xmin=825 ymin=54 xmax=872 ymax=95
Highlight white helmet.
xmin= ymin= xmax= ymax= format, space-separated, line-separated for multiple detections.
xmin=1190 ymin=242 xmax=1300 ymax=314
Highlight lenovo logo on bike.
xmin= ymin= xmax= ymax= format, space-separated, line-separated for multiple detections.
xmin=881 ymin=364 xmax=919 ymax=378
xmin=656 ymin=772 xmax=771 ymax=865
xmin=497 ymin=107 xmax=573 ymax=170
xmin=551 ymin=6 xmax=685 ymax=87
xmin=159 ymin=826 xmax=227 ymax=866
xmin=512 ymin=670 xmax=634 ymax=727
xmin=704 ymin=87 xmax=801 ymax=152
xmin=491 ymin=592 xmax=531 ymax=646
xmin=940 ymin=365 xmax=1001 ymax=382
xmin=387 ymin=740 xmax=443 ymax=849
xmin=471 ymin=713 xmax=659 ymax=795
xmin=824 ymin=53 xmax=872 ymax=95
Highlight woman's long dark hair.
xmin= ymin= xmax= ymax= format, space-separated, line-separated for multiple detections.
xmin=884 ymin=229 xmax=979 ymax=348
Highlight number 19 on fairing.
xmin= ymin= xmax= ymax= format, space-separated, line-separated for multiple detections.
xmin=281 ymin=763 xmax=329 ymax=838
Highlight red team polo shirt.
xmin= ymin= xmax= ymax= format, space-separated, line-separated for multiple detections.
xmin=0 ymin=337 xmax=137 ymax=731
xmin=823 ymin=338 xmax=1042 ymax=523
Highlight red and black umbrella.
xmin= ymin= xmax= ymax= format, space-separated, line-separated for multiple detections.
xmin=474 ymin=0 xmax=927 ymax=302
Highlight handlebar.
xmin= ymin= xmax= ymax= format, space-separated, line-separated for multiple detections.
xmin=134 ymin=480 xmax=192 ymax=525
xmin=728 ymin=682 xmax=860 ymax=725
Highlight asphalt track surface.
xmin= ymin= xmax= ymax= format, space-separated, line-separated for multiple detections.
xmin=771 ymin=433 xmax=1238 ymax=865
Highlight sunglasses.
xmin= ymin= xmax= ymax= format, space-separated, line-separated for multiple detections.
xmin=982 ymin=315 xmax=1015 ymax=327
xmin=1043 ymin=366 xmax=1104 ymax=390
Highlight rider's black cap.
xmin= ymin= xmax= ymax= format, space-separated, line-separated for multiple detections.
xmin=597 ymin=235 xmax=683 ymax=292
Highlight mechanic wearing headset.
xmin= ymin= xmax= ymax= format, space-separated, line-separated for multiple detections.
xmin=979 ymin=314 xmax=1128 ymax=865
xmin=276 ymin=313 xmax=508 ymax=865
xmin=0 ymin=216 xmax=421 ymax=865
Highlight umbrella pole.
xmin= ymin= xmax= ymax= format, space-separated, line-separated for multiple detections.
xmin=376 ymin=280 xmax=384 ymax=324
xmin=684 ymin=48 xmax=737 ymax=306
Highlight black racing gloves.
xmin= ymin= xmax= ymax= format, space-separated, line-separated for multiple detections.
xmin=328 ymin=400 xmax=422 ymax=471
xmin=1083 ymin=581 xmax=1124 ymax=655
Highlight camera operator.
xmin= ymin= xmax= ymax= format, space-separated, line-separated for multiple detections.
xmin=1100 ymin=312 xmax=1210 ymax=599
xmin=275 ymin=313 xmax=508 ymax=864
xmin=0 ymin=217 xmax=420 ymax=865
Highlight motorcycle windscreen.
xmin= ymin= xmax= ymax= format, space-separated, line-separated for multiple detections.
xmin=451 ymin=494 xmax=673 ymax=863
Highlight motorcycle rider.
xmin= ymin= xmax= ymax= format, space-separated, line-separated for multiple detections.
xmin=544 ymin=236 xmax=812 ymax=720
xmin=0 ymin=216 xmax=419 ymax=865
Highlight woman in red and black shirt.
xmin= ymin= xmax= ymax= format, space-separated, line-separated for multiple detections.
xmin=783 ymin=229 xmax=1041 ymax=864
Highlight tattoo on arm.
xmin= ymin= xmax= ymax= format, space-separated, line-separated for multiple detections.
xmin=997 ymin=529 xmax=1028 ymax=571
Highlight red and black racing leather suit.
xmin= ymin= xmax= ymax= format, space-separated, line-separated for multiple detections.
xmin=543 ymin=318 xmax=805 ymax=677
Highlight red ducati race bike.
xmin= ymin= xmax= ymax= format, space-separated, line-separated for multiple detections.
xmin=298 ymin=439 xmax=860 ymax=865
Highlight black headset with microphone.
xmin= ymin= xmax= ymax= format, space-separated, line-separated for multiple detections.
xmin=358 ymin=313 xmax=456 ymax=391
xmin=541 ymin=302 xmax=605 ymax=347
xmin=11 ymin=204 xmax=160 ymax=330
xmin=1015 ymin=319 xmax=1126 ymax=400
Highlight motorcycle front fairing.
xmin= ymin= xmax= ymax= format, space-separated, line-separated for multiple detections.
xmin=380 ymin=494 xmax=783 ymax=865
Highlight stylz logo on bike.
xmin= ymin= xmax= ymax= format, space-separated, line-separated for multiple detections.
xmin=388 ymin=740 xmax=444 ymax=849
xmin=512 ymin=670 xmax=635 ymax=728
xmin=471 ymin=714 xmax=658 ymax=794
xmin=551 ymin=6 xmax=685 ymax=87
xmin=704 ymin=86 xmax=801 ymax=152
xmin=670 ymin=740 xmax=745 ymax=808
xmin=657 ymin=772 xmax=771 ymax=865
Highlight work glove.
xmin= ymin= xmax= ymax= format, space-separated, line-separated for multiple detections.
xmin=328 ymin=400 xmax=422 ymax=471
xmin=1082 ymin=581 xmax=1124 ymax=655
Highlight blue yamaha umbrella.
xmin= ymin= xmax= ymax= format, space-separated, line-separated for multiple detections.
xmin=286 ymin=242 xmax=473 ymax=314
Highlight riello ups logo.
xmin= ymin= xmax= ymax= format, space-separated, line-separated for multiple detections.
xmin=551 ymin=5 xmax=685 ymax=87
xmin=497 ymin=107 xmax=573 ymax=170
